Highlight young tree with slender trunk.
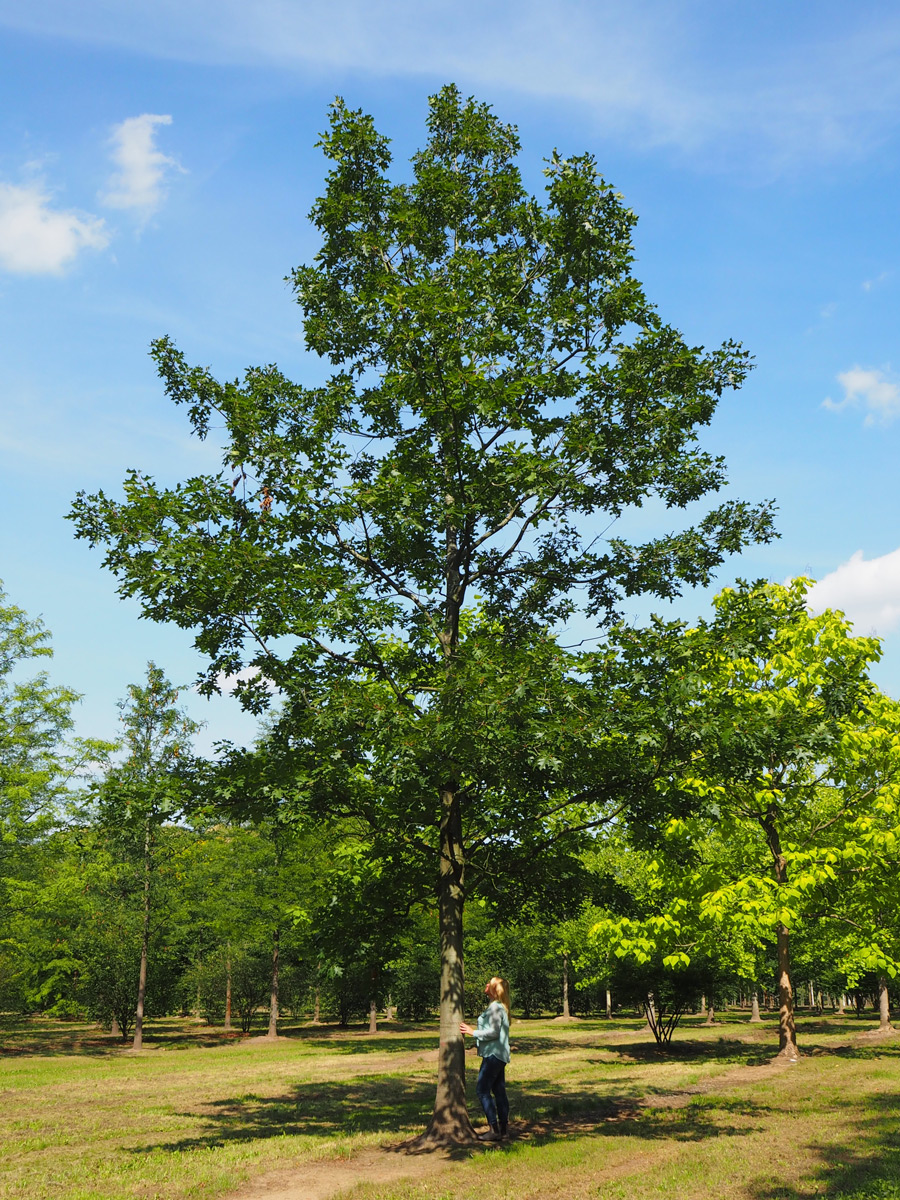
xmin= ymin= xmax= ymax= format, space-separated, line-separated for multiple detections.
xmin=0 ymin=584 xmax=111 ymax=1004
xmin=609 ymin=580 xmax=900 ymax=1061
xmin=750 ymin=990 xmax=762 ymax=1022
xmin=70 ymin=87 xmax=773 ymax=1141
xmin=94 ymin=665 xmax=199 ymax=1050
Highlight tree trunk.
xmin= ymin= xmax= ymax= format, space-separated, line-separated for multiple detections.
xmin=878 ymin=975 xmax=893 ymax=1031
xmin=605 ymin=988 xmax=612 ymax=1019
xmin=224 ymin=947 xmax=232 ymax=1031
xmin=704 ymin=1003 xmax=715 ymax=1026
xmin=132 ymin=822 xmax=152 ymax=1051
xmin=775 ymin=921 xmax=799 ymax=1058
xmin=416 ymin=785 xmax=475 ymax=1147
xmin=762 ymin=813 xmax=799 ymax=1060
xmin=808 ymin=980 xmax=815 ymax=1010
xmin=700 ymin=994 xmax=706 ymax=1017
xmin=369 ymin=997 xmax=378 ymax=1034
xmin=645 ymin=991 xmax=657 ymax=1034
xmin=313 ymin=984 xmax=321 ymax=1024
xmin=267 ymin=926 xmax=280 ymax=1038
xmin=750 ymin=991 xmax=762 ymax=1023
xmin=562 ymin=952 xmax=570 ymax=1018
xmin=110 ymin=1017 xmax=120 ymax=1037
xmin=837 ymin=993 xmax=846 ymax=1015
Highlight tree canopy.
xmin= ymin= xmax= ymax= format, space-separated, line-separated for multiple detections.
xmin=70 ymin=86 xmax=776 ymax=1143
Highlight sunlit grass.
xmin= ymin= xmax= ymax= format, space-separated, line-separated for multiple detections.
xmin=1 ymin=1011 xmax=899 ymax=1198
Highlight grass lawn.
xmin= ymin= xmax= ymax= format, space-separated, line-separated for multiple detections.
xmin=2 ymin=1011 xmax=900 ymax=1199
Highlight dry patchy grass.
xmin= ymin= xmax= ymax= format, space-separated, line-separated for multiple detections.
xmin=2 ymin=1012 xmax=900 ymax=1199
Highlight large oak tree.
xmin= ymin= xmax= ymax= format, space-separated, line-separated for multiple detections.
xmin=70 ymin=86 xmax=774 ymax=1143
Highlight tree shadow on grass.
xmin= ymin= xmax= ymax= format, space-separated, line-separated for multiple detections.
xmin=589 ymin=1038 xmax=774 ymax=1067
xmin=139 ymin=1074 xmax=440 ymax=1154
xmin=295 ymin=1033 xmax=441 ymax=1056
xmin=133 ymin=1070 xmax=770 ymax=1160
xmin=0 ymin=1017 xmax=443 ymax=1058
xmin=0 ymin=1018 xmax=132 ymax=1057
xmin=512 ymin=1078 xmax=773 ymax=1144
xmin=802 ymin=1043 xmax=900 ymax=1063
xmin=745 ymin=1091 xmax=900 ymax=1200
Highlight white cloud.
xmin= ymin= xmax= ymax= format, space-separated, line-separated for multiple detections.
xmin=2 ymin=2 xmax=900 ymax=170
xmin=101 ymin=113 xmax=180 ymax=216
xmin=0 ymin=181 xmax=108 ymax=274
xmin=808 ymin=547 xmax=900 ymax=635
xmin=211 ymin=667 xmax=277 ymax=696
xmin=823 ymin=366 xmax=900 ymax=426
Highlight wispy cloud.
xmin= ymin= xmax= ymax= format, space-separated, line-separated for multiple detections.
xmin=0 ymin=181 xmax=108 ymax=274
xmin=862 ymin=270 xmax=891 ymax=291
xmin=823 ymin=366 xmax=900 ymax=425
xmin=809 ymin=547 xmax=900 ymax=635
xmin=2 ymin=2 xmax=900 ymax=170
xmin=100 ymin=113 xmax=180 ymax=217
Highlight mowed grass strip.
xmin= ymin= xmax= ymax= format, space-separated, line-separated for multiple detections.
xmin=0 ymin=1017 xmax=439 ymax=1199
xmin=2 ymin=1014 xmax=900 ymax=1199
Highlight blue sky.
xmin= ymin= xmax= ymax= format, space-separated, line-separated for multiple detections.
xmin=2 ymin=0 xmax=899 ymax=752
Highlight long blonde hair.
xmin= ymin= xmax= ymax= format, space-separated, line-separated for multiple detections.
xmin=489 ymin=976 xmax=511 ymax=1013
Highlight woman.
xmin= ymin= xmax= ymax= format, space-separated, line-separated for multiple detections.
xmin=460 ymin=976 xmax=511 ymax=1142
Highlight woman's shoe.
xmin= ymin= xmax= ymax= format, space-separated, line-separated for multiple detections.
xmin=478 ymin=1125 xmax=501 ymax=1142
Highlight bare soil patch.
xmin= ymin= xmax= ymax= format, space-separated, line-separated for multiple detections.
xmin=223 ymin=1145 xmax=460 ymax=1200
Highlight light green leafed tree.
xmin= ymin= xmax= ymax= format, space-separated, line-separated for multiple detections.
xmin=0 ymin=583 xmax=111 ymax=1012
xmin=1 ymin=583 xmax=80 ymax=855
xmin=91 ymin=664 xmax=200 ymax=1049
xmin=600 ymin=579 xmax=900 ymax=1060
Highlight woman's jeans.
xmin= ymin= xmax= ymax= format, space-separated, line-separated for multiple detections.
xmin=476 ymin=1054 xmax=509 ymax=1128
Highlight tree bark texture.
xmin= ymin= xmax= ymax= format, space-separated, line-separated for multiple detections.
xmin=132 ymin=822 xmax=152 ymax=1051
xmin=416 ymin=786 xmax=475 ymax=1146
xmin=750 ymin=991 xmax=762 ymax=1023
xmin=224 ymin=947 xmax=232 ymax=1031
xmin=605 ymin=988 xmax=612 ymax=1019
xmin=369 ymin=997 xmax=378 ymax=1034
xmin=775 ymin=921 xmax=799 ymax=1058
xmin=562 ymin=952 xmax=570 ymax=1018
xmin=267 ymin=926 xmax=280 ymax=1037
